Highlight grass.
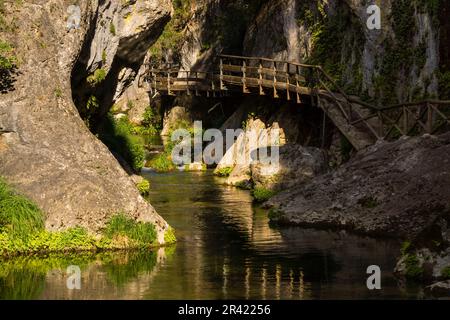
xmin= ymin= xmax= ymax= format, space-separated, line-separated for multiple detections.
xmin=103 ymin=214 xmax=157 ymax=248
xmin=251 ymin=187 xmax=276 ymax=203
xmin=164 ymin=227 xmax=176 ymax=244
xmin=0 ymin=178 xmax=45 ymax=238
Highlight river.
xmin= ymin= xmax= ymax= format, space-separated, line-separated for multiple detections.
xmin=0 ymin=171 xmax=424 ymax=299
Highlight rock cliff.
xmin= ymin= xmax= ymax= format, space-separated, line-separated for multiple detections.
xmin=0 ymin=0 xmax=172 ymax=243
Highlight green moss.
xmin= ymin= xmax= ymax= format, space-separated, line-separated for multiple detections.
xmin=136 ymin=179 xmax=150 ymax=196
xmin=164 ymin=227 xmax=176 ymax=244
xmin=268 ymin=208 xmax=283 ymax=221
xmin=403 ymin=253 xmax=424 ymax=279
xmin=252 ymin=187 xmax=276 ymax=203
xmin=441 ymin=266 xmax=450 ymax=280
xmin=215 ymin=166 xmax=233 ymax=177
xmin=109 ymin=22 xmax=116 ymax=36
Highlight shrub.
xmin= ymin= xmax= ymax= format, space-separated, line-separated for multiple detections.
xmin=252 ymin=187 xmax=276 ymax=203
xmin=136 ymin=179 xmax=150 ymax=196
xmin=147 ymin=152 xmax=176 ymax=172
xmin=87 ymin=68 xmax=107 ymax=86
xmin=215 ymin=166 xmax=233 ymax=177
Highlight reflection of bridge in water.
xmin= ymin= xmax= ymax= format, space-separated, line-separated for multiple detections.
xmin=145 ymin=54 xmax=450 ymax=151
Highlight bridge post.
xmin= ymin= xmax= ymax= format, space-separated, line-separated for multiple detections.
xmin=296 ymin=65 xmax=301 ymax=104
xmin=167 ymin=71 xmax=172 ymax=96
xmin=195 ymin=72 xmax=200 ymax=96
xmin=220 ymin=58 xmax=224 ymax=90
xmin=186 ymin=71 xmax=191 ymax=96
xmin=212 ymin=73 xmax=216 ymax=98
xmin=426 ymin=101 xmax=433 ymax=134
xmin=377 ymin=111 xmax=384 ymax=138
xmin=403 ymin=106 xmax=408 ymax=134
xmin=273 ymin=61 xmax=278 ymax=98
xmin=258 ymin=60 xmax=265 ymax=96
xmin=285 ymin=63 xmax=291 ymax=101
xmin=242 ymin=60 xmax=249 ymax=93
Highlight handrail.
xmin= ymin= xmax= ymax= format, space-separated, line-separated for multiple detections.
xmin=146 ymin=54 xmax=450 ymax=146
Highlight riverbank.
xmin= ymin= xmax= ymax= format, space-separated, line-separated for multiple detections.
xmin=0 ymin=178 xmax=175 ymax=257
xmin=265 ymin=133 xmax=450 ymax=286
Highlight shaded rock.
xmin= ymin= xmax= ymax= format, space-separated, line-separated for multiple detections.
xmin=251 ymin=144 xmax=328 ymax=191
xmin=425 ymin=281 xmax=450 ymax=297
xmin=266 ymin=133 xmax=450 ymax=239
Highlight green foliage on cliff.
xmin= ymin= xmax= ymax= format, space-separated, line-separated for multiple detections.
xmin=99 ymin=115 xmax=146 ymax=172
xmin=300 ymin=2 xmax=365 ymax=95
xmin=87 ymin=68 xmax=107 ymax=86
xmin=149 ymin=0 xmax=191 ymax=64
xmin=441 ymin=266 xmax=450 ymax=279
xmin=103 ymin=213 xmax=157 ymax=247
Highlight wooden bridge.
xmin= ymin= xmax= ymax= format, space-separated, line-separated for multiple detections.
xmin=144 ymin=54 xmax=450 ymax=151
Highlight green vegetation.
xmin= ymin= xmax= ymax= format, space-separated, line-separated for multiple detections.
xmin=215 ymin=166 xmax=233 ymax=177
xmin=164 ymin=227 xmax=176 ymax=245
xmin=251 ymin=187 xmax=276 ymax=203
xmin=268 ymin=208 xmax=283 ymax=221
xmin=300 ymin=3 xmax=365 ymax=95
xmin=399 ymin=241 xmax=424 ymax=280
xmin=136 ymin=179 xmax=150 ymax=196
xmin=54 ymin=87 xmax=62 ymax=98
xmin=99 ymin=115 xmax=146 ymax=172
xmin=149 ymin=0 xmax=191 ymax=64
xmin=103 ymin=213 xmax=157 ymax=248
xmin=403 ymin=254 xmax=424 ymax=279
xmin=0 ymin=178 xmax=45 ymax=238
xmin=441 ymin=266 xmax=450 ymax=280
xmin=147 ymin=120 xmax=193 ymax=172
xmin=109 ymin=22 xmax=116 ymax=36
xmin=0 ymin=179 xmax=164 ymax=256
xmin=147 ymin=152 xmax=176 ymax=172
xmin=0 ymin=40 xmax=15 ymax=71
xmin=131 ymin=105 xmax=162 ymax=136
xmin=87 ymin=68 xmax=107 ymax=86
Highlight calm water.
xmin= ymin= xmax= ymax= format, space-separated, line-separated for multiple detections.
xmin=0 ymin=171 xmax=425 ymax=299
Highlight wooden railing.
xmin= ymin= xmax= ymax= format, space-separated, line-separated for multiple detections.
xmin=145 ymin=54 xmax=450 ymax=145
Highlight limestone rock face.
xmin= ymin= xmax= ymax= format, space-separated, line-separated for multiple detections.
xmin=0 ymin=1 xmax=171 ymax=243
xmin=251 ymin=144 xmax=328 ymax=191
